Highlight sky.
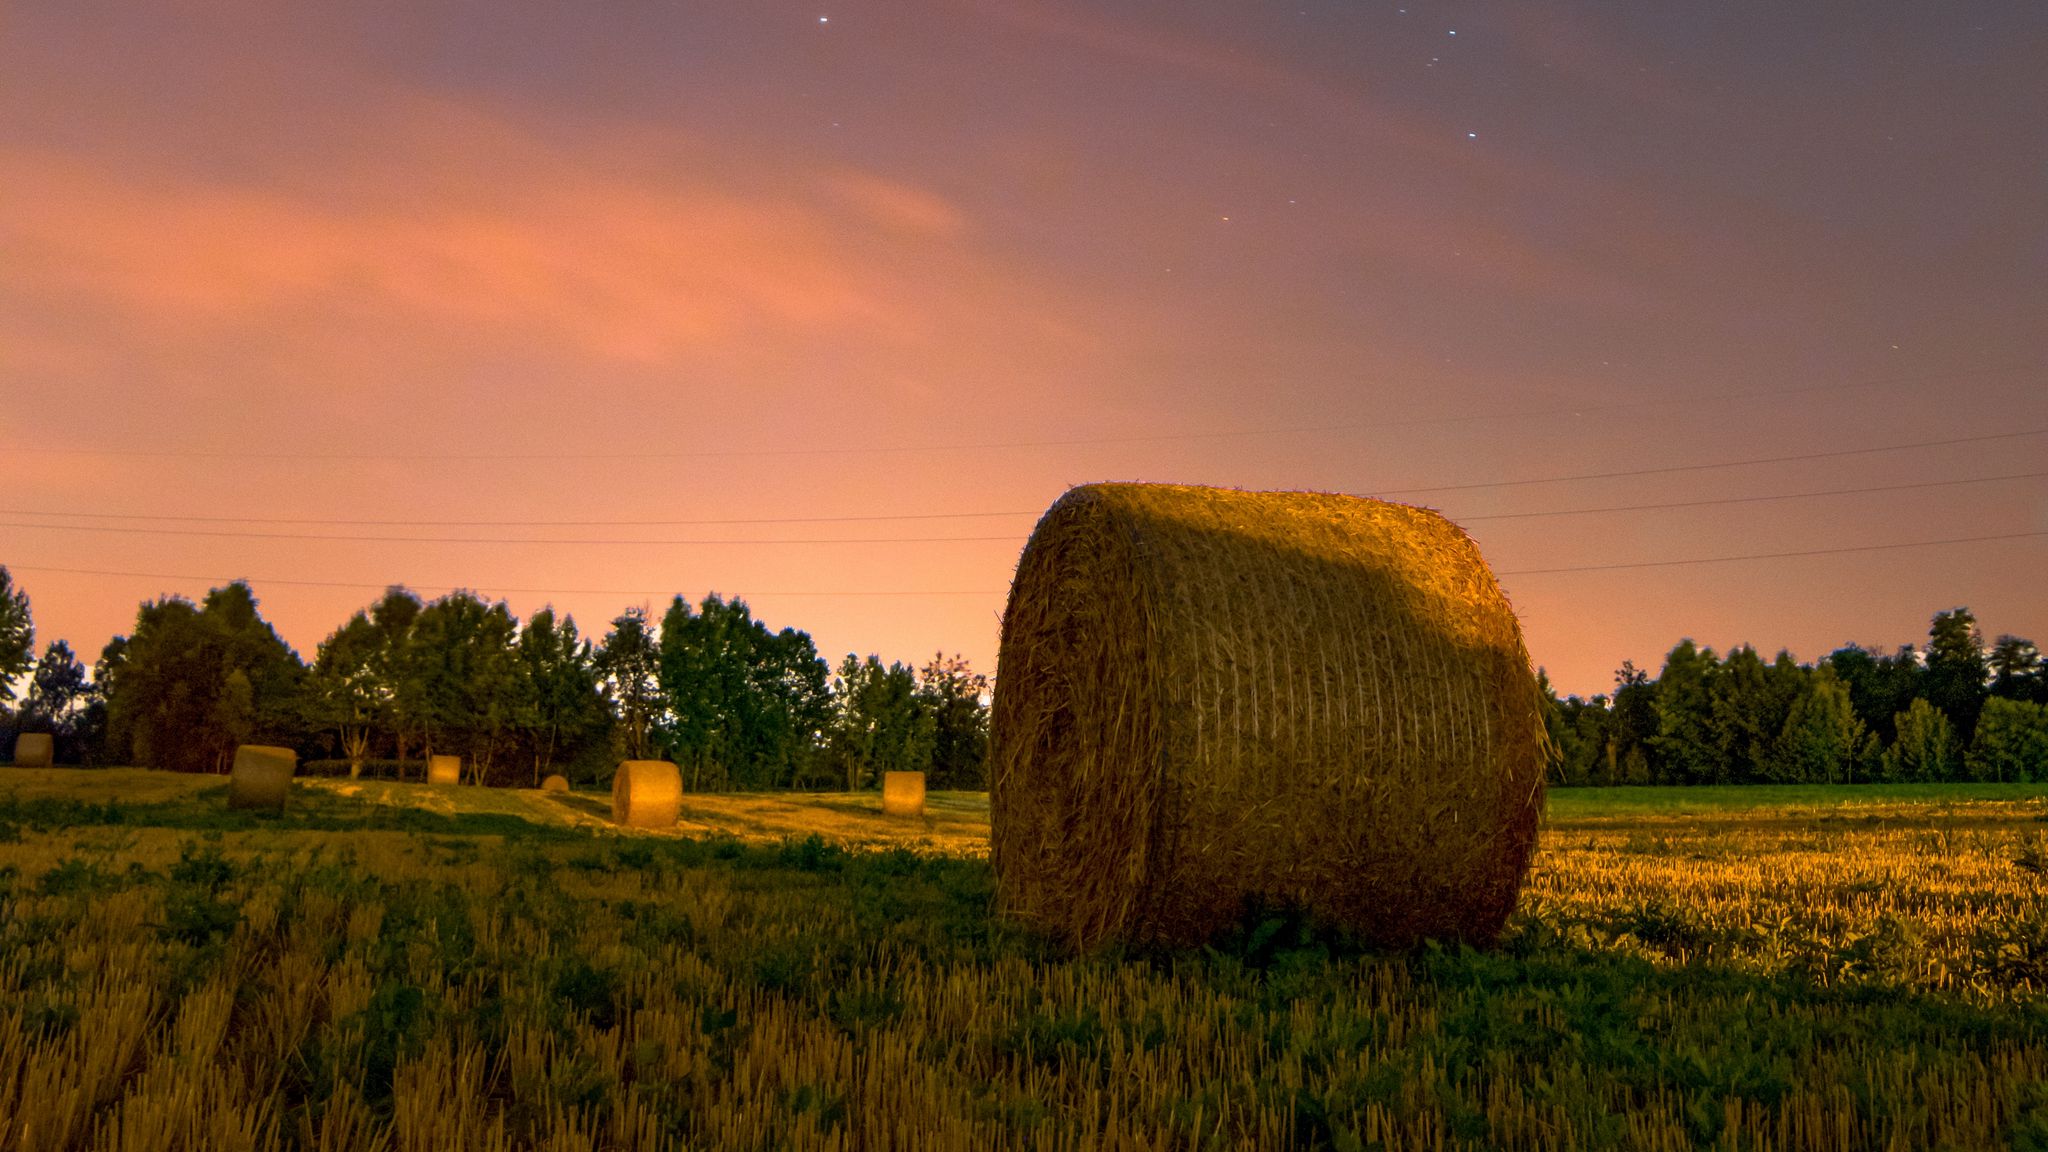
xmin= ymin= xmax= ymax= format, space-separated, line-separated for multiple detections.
xmin=2 ymin=0 xmax=2044 ymax=696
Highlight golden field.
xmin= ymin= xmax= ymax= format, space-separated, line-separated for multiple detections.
xmin=0 ymin=770 xmax=2044 ymax=1150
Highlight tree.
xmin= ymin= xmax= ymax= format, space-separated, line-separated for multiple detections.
xmin=1707 ymin=646 xmax=1798 ymax=784
xmin=0 ymin=565 xmax=34 ymax=703
xmin=1966 ymin=697 xmax=2048 ymax=783
xmin=410 ymin=591 xmax=520 ymax=784
xmin=1773 ymin=666 xmax=1865 ymax=784
xmin=655 ymin=595 xmax=831 ymax=790
xmin=1649 ymin=640 xmax=1717 ymax=785
xmin=827 ymin=654 xmax=934 ymax=791
xmin=917 ymin=652 xmax=989 ymax=789
xmin=1881 ymin=698 xmax=1959 ymax=783
xmin=1924 ymin=608 xmax=1989 ymax=744
xmin=1988 ymin=635 xmax=2046 ymax=705
xmin=1824 ymin=644 xmax=1922 ymax=746
xmin=310 ymin=612 xmax=385 ymax=777
xmin=367 ymin=588 xmax=425 ymax=763
xmin=515 ymin=607 xmax=605 ymax=786
xmin=19 ymin=641 xmax=94 ymax=759
xmin=595 ymin=607 xmax=663 ymax=762
xmin=1609 ymin=661 xmax=1658 ymax=785
xmin=101 ymin=584 xmax=306 ymax=773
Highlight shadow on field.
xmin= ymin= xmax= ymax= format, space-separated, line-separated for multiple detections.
xmin=0 ymin=783 xmax=589 ymax=841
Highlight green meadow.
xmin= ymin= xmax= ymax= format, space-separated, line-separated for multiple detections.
xmin=2 ymin=771 xmax=2045 ymax=1151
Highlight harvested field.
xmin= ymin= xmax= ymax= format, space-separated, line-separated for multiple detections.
xmin=0 ymin=770 xmax=2044 ymax=1150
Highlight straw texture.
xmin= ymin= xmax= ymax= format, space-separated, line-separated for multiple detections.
xmin=541 ymin=774 xmax=570 ymax=793
xmin=12 ymin=732 xmax=53 ymax=768
xmin=612 ymin=760 xmax=682 ymax=828
xmin=227 ymin=745 xmax=296 ymax=812
xmin=881 ymin=771 xmax=927 ymax=817
xmin=989 ymin=483 xmax=1546 ymax=951
xmin=427 ymin=755 xmax=462 ymax=786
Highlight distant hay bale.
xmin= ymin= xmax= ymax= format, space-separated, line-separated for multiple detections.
xmin=227 ymin=745 xmax=297 ymax=811
xmin=12 ymin=733 xmax=53 ymax=768
xmin=611 ymin=760 xmax=682 ymax=828
xmin=541 ymin=774 xmax=570 ymax=793
xmin=881 ymin=771 xmax=926 ymax=817
xmin=427 ymin=755 xmax=462 ymax=786
xmin=989 ymin=483 xmax=1546 ymax=952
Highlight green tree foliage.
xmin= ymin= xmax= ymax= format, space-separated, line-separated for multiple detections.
xmin=15 ymin=641 xmax=95 ymax=762
xmin=1988 ymin=635 xmax=2046 ymax=705
xmin=1608 ymin=661 xmax=1657 ymax=785
xmin=827 ymin=654 xmax=934 ymax=791
xmin=917 ymin=652 xmax=990 ymax=789
xmin=1924 ymin=608 xmax=1989 ymax=744
xmin=410 ymin=591 xmax=521 ymax=784
xmin=515 ymin=606 xmax=607 ymax=787
xmin=103 ymin=584 xmax=305 ymax=772
xmin=1880 ymin=698 xmax=1959 ymax=783
xmin=1772 ymin=666 xmax=1866 ymax=784
xmin=0 ymin=565 xmax=32 ymax=702
xmin=1965 ymin=697 xmax=2048 ymax=783
xmin=1650 ymin=640 xmax=1717 ymax=785
xmin=1823 ymin=644 xmax=1922 ymax=746
xmin=595 ymin=607 xmax=663 ymax=762
xmin=658 ymin=595 xmax=832 ymax=791
xmin=310 ymin=611 xmax=385 ymax=777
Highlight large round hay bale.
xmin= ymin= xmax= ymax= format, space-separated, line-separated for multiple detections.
xmin=611 ymin=760 xmax=681 ymax=828
xmin=990 ymin=483 xmax=1546 ymax=951
xmin=540 ymin=774 xmax=570 ymax=793
xmin=881 ymin=770 xmax=926 ymax=817
xmin=426 ymin=755 xmax=462 ymax=786
xmin=227 ymin=745 xmax=297 ymax=812
xmin=12 ymin=732 xmax=53 ymax=767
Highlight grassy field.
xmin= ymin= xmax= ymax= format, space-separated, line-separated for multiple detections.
xmin=1 ymin=771 xmax=2044 ymax=1150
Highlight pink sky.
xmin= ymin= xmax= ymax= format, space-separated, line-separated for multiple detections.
xmin=3 ymin=1 xmax=2043 ymax=694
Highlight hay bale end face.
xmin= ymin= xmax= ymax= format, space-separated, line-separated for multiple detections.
xmin=12 ymin=732 xmax=53 ymax=768
xmin=540 ymin=774 xmax=570 ymax=793
xmin=989 ymin=483 xmax=1546 ymax=952
xmin=427 ymin=755 xmax=462 ymax=786
xmin=881 ymin=770 xmax=927 ymax=817
xmin=227 ymin=745 xmax=297 ymax=811
xmin=612 ymin=760 xmax=682 ymax=828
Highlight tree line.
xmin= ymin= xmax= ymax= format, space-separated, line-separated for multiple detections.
xmin=0 ymin=566 xmax=988 ymax=791
xmin=1542 ymin=608 xmax=2048 ymax=786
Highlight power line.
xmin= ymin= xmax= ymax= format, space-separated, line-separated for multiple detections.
xmin=1496 ymin=530 xmax=2048 ymax=576
xmin=3 ymin=363 xmax=2036 ymax=462
xmin=9 ymin=528 xmax=2044 ymax=601
xmin=4 ymin=468 xmax=2042 ymax=546
xmin=1364 ymin=427 xmax=2048 ymax=496
xmin=1455 ymin=469 xmax=2048 ymax=522
xmin=5 ymin=429 xmax=2044 ymax=532
xmin=0 ymin=564 xmax=1006 ymax=598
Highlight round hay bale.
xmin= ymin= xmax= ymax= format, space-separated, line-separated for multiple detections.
xmin=227 ymin=744 xmax=297 ymax=812
xmin=881 ymin=770 xmax=927 ymax=817
xmin=989 ymin=483 xmax=1546 ymax=951
xmin=611 ymin=760 xmax=681 ymax=828
xmin=12 ymin=732 xmax=54 ymax=768
xmin=540 ymin=774 xmax=570 ymax=793
xmin=427 ymin=755 xmax=462 ymax=786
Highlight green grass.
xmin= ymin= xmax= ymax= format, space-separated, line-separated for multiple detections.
xmin=0 ymin=775 xmax=2044 ymax=1150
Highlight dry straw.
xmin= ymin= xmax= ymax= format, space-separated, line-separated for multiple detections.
xmin=989 ymin=483 xmax=1546 ymax=951
xmin=427 ymin=755 xmax=462 ymax=786
xmin=540 ymin=774 xmax=570 ymax=793
xmin=612 ymin=760 xmax=682 ymax=828
xmin=227 ymin=745 xmax=297 ymax=811
xmin=882 ymin=770 xmax=927 ymax=817
xmin=12 ymin=732 xmax=53 ymax=768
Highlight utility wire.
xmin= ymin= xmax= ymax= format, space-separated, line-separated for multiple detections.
xmin=10 ymin=529 xmax=2045 ymax=597
xmin=3 ymin=363 xmax=2036 ymax=462
xmin=4 ymin=469 xmax=2042 ymax=545
xmin=1497 ymin=530 xmax=2048 ymax=576
xmin=1364 ymin=427 xmax=2047 ymax=496
xmin=6 ymin=429 xmax=2044 ymax=531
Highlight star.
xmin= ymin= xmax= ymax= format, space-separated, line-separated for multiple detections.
xmin=818 ymin=15 xmax=829 ymax=23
